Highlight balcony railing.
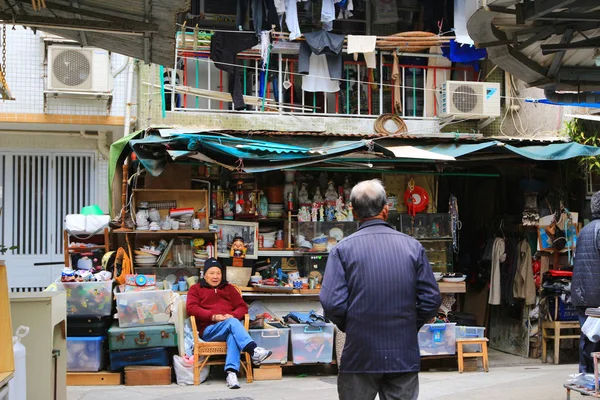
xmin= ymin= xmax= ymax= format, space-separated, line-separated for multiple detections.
xmin=166 ymin=34 xmax=477 ymax=119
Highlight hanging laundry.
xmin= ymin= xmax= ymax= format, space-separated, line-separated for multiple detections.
xmin=274 ymin=0 xmax=286 ymax=14
xmin=298 ymin=30 xmax=345 ymax=81
xmin=237 ymin=0 xmax=281 ymax=36
xmin=392 ymin=53 xmax=402 ymax=114
xmin=513 ymin=240 xmax=536 ymax=305
xmin=301 ymin=54 xmax=340 ymax=93
xmin=441 ymin=40 xmax=487 ymax=72
xmin=285 ymin=0 xmax=302 ymax=40
xmin=488 ymin=237 xmax=506 ymax=305
xmin=347 ymin=35 xmax=377 ymax=69
xmin=337 ymin=0 xmax=353 ymax=19
xmin=321 ymin=0 xmax=336 ymax=31
xmin=210 ymin=32 xmax=259 ymax=110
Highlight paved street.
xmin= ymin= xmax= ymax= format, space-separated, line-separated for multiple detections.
xmin=68 ymin=362 xmax=578 ymax=399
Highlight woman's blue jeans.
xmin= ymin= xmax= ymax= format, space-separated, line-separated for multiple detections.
xmin=202 ymin=318 xmax=253 ymax=373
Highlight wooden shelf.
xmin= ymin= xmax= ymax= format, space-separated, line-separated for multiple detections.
xmin=438 ymin=281 xmax=466 ymax=293
xmin=0 ymin=371 xmax=13 ymax=387
xmin=67 ymin=245 xmax=108 ymax=251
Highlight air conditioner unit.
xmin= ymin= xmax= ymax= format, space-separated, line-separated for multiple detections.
xmin=47 ymin=45 xmax=113 ymax=93
xmin=439 ymin=81 xmax=501 ymax=118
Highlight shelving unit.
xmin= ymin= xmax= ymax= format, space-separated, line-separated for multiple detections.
xmin=63 ymin=228 xmax=111 ymax=269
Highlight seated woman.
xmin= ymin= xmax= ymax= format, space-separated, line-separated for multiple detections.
xmin=186 ymin=257 xmax=271 ymax=389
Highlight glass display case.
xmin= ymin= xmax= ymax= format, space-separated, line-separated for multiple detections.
xmin=388 ymin=212 xmax=454 ymax=273
xmin=292 ymin=221 xmax=360 ymax=253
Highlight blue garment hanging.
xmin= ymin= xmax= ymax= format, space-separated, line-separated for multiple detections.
xmin=441 ymin=40 xmax=487 ymax=72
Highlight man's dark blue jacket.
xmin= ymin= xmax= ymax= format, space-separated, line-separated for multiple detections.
xmin=320 ymin=219 xmax=442 ymax=373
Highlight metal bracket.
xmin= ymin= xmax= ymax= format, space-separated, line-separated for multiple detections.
xmin=477 ymin=117 xmax=497 ymax=131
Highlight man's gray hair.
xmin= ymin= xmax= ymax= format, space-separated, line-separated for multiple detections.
xmin=350 ymin=179 xmax=387 ymax=219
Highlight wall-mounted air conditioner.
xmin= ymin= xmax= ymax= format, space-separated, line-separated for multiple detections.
xmin=47 ymin=45 xmax=113 ymax=93
xmin=439 ymin=81 xmax=501 ymax=118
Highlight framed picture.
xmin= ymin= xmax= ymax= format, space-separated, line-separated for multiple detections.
xmin=537 ymin=224 xmax=578 ymax=251
xmin=213 ymin=220 xmax=259 ymax=259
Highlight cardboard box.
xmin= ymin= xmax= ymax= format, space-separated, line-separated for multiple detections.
xmin=124 ymin=366 xmax=171 ymax=386
xmin=253 ymin=365 xmax=282 ymax=381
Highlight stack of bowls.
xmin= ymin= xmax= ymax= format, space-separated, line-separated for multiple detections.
xmin=267 ymin=204 xmax=284 ymax=219
xmin=312 ymin=235 xmax=328 ymax=252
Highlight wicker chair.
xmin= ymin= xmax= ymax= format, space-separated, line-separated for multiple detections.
xmin=189 ymin=285 xmax=253 ymax=385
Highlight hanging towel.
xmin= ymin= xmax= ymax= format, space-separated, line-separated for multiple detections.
xmin=488 ymin=237 xmax=506 ymax=305
xmin=321 ymin=0 xmax=336 ymax=31
xmin=513 ymin=240 xmax=536 ymax=305
xmin=301 ymin=53 xmax=340 ymax=92
xmin=347 ymin=35 xmax=377 ymax=69
xmin=285 ymin=0 xmax=302 ymax=40
xmin=392 ymin=53 xmax=402 ymax=114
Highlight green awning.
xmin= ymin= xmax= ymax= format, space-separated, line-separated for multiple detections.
xmin=130 ymin=129 xmax=394 ymax=176
xmin=416 ymin=141 xmax=600 ymax=161
xmin=108 ymin=130 xmax=142 ymax=215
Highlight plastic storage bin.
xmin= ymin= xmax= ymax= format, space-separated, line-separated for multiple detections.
xmin=418 ymin=323 xmax=456 ymax=356
xmin=67 ymin=336 xmax=106 ymax=372
xmin=549 ymin=297 xmax=578 ymax=321
xmin=115 ymin=290 xmax=172 ymax=328
xmin=454 ymin=326 xmax=486 ymax=352
xmin=290 ymin=323 xmax=334 ymax=364
xmin=50 ymin=281 xmax=113 ymax=316
xmin=249 ymin=328 xmax=290 ymax=364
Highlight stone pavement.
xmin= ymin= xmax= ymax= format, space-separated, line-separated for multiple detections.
xmin=68 ymin=363 xmax=578 ymax=400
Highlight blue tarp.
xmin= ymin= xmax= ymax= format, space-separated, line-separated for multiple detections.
xmin=525 ymin=98 xmax=600 ymax=108
xmin=416 ymin=141 xmax=600 ymax=161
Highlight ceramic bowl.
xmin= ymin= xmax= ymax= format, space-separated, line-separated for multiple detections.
xmin=433 ymin=272 xmax=443 ymax=281
xmin=442 ymin=276 xmax=466 ymax=283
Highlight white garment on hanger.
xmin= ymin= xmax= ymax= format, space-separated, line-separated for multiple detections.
xmin=321 ymin=0 xmax=335 ymax=31
xmin=285 ymin=0 xmax=302 ymax=41
xmin=488 ymin=237 xmax=506 ymax=305
xmin=302 ymin=54 xmax=340 ymax=93
xmin=274 ymin=0 xmax=286 ymax=14
xmin=347 ymin=35 xmax=377 ymax=69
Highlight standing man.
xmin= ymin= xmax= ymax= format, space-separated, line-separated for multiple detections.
xmin=320 ymin=179 xmax=442 ymax=400
xmin=572 ymin=191 xmax=600 ymax=373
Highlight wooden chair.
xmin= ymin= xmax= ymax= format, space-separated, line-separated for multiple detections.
xmin=189 ymin=285 xmax=253 ymax=385
xmin=541 ymin=320 xmax=581 ymax=365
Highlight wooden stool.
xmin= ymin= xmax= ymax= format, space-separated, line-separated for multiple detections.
xmin=541 ymin=320 xmax=580 ymax=365
xmin=456 ymin=338 xmax=489 ymax=373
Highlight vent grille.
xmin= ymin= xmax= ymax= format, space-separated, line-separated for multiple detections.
xmin=10 ymin=286 xmax=46 ymax=293
xmin=452 ymin=85 xmax=478 ymax=113
xmin=53 ymin=50 xmax=91 ymax=87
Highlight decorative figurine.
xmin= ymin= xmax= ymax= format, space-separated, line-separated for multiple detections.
xmin=319 ymin=205 xmax=325 ymax=222
xmin=258 ymin=190 xmax=268 ymax=219
xmin=247 ymin=190 xmax=257 ymax=215
xmin=313 ymin=187 xmax=324 ymax=205
xmin=311 ymin=202 xmax=319 ymax=222
xmin=230 ymin=236 xmax=247 ymax=258
xmin=298 ymin=206 xmax=310 ymax=222
xmin=325 ymin=180 xmax=338 ymax=206
xmin=343 ymin=175 xmax=352 ymax=202
xmin=235 ymin=181 xmax=245 ymax=215
xmin=298 ymin=182 xmax=311 ymax=207
xmin=326 ymin=205 xmax=335 ymax=221
xmin=223 ymin=192 xmax=235 ymax=220
xmin=347 ymin=202 xmax=354 ymax=221
xmin=335 ymin=209 xmax=348 ymax=221
xmin=336 ymin=195 xmax=344 ymax=214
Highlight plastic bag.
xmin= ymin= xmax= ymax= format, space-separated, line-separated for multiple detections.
xmin=583 ymin=317 xmax=600 ymax=343
xmin=173 ymin=355 xmax=208 ymax=385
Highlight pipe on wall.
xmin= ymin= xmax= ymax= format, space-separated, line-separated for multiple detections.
xmin=544 ymin=88 xmax=600 ymax=105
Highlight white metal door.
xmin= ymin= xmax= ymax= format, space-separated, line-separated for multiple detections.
xmin=1 ymin=151 xmax=97 ymax=289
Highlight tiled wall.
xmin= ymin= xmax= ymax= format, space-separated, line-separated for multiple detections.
xmin=1 ymin=27 xmax=136 ymax=118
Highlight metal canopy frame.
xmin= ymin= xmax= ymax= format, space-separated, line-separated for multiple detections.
xmin=0 ymin=0 xmax=189 ymax=66
xmin=471 ymin=0 xmax=600 ymax=92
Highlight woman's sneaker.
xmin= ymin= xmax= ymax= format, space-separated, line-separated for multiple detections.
xmin=226 ymin=372 xmax=240 ymax=389
xmin=251 ymin=347 xmax=272 ymax=366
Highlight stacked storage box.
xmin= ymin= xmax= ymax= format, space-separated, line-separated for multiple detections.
xmin=109 ymin=289 xmax=177 ymax=378
xmin=290 ymin=323 xmax=335 ymax=364
xmin=53 ymin=281 xmax=114 ymax=372
xmin=418 ymin=323 xmax=457 ymax=356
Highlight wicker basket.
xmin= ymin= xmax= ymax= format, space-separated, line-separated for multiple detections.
xmin=226 ymin=266 xmax=252 ymax=287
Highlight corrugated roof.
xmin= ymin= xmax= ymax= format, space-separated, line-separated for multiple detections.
xmin=1 ymin=0 xmax=189 ymax=66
